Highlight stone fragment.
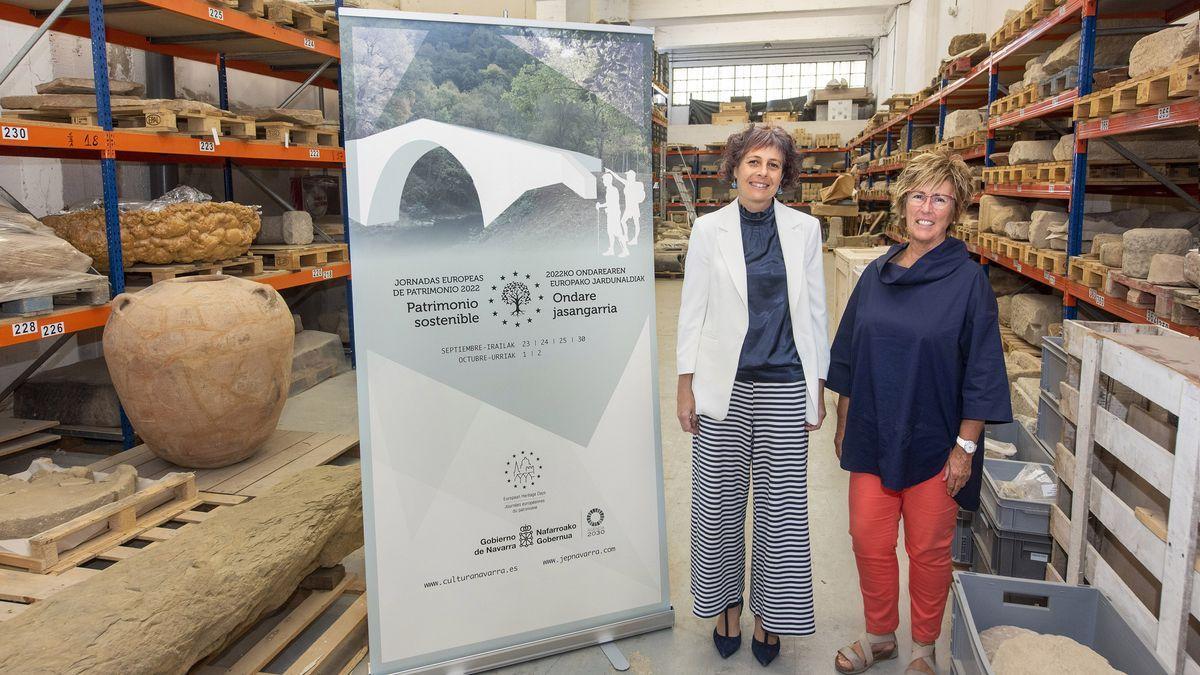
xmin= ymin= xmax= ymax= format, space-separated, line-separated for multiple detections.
xmin=36 ymin=77 xmax=145 ymax=97
xmin=1009 ymin=140 xmax=1058 ymax=165
xmin=1100 ymin=242 xmax=1124 ymax=267
xmin=292 ymin=313 xmax=303 ymax=333
xmin=1004 ymin=221 xmax=1031 ymax=240
xmin=289 ymin=330 xmax=350 ymax=396
xmin=1011 ymin=293 xmax=1061 ymax=345
xmin=1004 ymin=351 xmax=1041 ymax=384
xmin=1185 ymin=251 xmax=1200 ymax=288
xmin=949 ymin=33 xmax=986 ymax=56
xmin=1148 ymin=254 xmax=1187 ymax=285
xmin=992 ymin=632 xmax=1121 ymax=675
xmin=979 ymin=195 xmax=1030 ymax=234
xmin=1112 ymin=208 xmax=1149 ymax=229
xmin=1129 ymin=20 xmax=1198 ymax=79
xmin=1030 ymin=211 xmax=1069 ymax=249
xmin=15 ymin=357 xmax=120 ymax=427
xmin=0 ymin=465 xmax=363 ymax=675
xmin=988 ymin=152 xmax=1009 ymax=166
xmin=257 ymin=211 xmax=313 ymax=246
xmin=989 ymin=266 xmax=1027 ymax=296
xmin=997 ymin=295 xmax=1012 ymax=327
xmin=1122 ymin=228 xmax=1194 ymax=278
xmin=1090 ymin=233 xmax=1123 ymax=255
xmin=0 ymin=461 xmax=138 ymax=539
xmin=1043 ymin=20 xmax=1166 ymax=74
xmin=1012 ymin=377 xmax=1040 ymax=419
xmin=942 ymin=110 xmax=985 ymax=140
xmin=1053 ymin=133 xmax=1199 ymax=162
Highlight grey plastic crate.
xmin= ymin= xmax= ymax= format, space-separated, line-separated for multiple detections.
xmin=980 ymin=458 xmax=1054 ymax=536
xmin=1036 ymin=390 xmax=1063 ymax=451
xmin=950 ymin=572 xmax=1166 ymax=675
xmin=1039 ymin=336 xmax=1066 ymax=403
xmin=984 ymin=422 xmax=1052 ymax=464
xmin=971 ymin=503 xmax=1051 ymax=579
xmin=953 ymin=509 xmax=974 ymax=566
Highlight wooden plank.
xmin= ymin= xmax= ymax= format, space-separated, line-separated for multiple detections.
xmin=0 ymin=432 xmax=60 ymax=459
xmin=282 ymin=593 xmax=368 ymax=675
xmin=139 ymin=526 xmax=179 ymax=542
xmin=1156 ymin=384 xmax=1200 ymax=669
xmin=225 ymin=576 xmax=352 ymax=674
xmin=197 ymin=492 xmax=250 ymax=506
xmin=1093 ymin=407 xmax=1174 ymax=497
xmin=1050 ymin=504 xmax=1071 ymax=548
xmin=1102 ymin=334 xmax=1200 ymax=412
xmin=186 ymin=429 xmax=315 ymax=492
xmin=96 ymin=545 xmax=141 ymax=562
xmin=0 ymin=600 xmax=28 ymax=621
xmin=87 ymin=444 xmax=155 ymax=472
xmin=1085 ymin=543 xmax=1159 ymax=646
xmin=239 ymin=434 xmax=358 ymax=497
xmin=0 ymin=418 xmax=58 ymax=445
xmin=1067 ymin=331 xmax=1103 ymax=585
xmin=0 ymin=567 xmax=95 ymax=603
xmin=208 ymin=431 xmax=338 ymax=495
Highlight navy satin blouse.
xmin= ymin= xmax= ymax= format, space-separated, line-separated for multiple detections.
xmin=735 ymin=203 xmax=804 ymax=383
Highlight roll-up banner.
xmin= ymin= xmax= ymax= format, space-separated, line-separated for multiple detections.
xmin=340 ymin=10 xmax=673 ymax=674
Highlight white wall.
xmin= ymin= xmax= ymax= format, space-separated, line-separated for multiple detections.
xmin=871 ymin=0 xmax=1027 ymax=103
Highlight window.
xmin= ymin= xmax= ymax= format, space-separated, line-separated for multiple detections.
xmin=670 ymin=59 xmax=867 ymax=106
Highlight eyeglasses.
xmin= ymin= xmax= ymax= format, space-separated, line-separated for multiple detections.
xmin=907 ymin=193 xmax=955 ymax=209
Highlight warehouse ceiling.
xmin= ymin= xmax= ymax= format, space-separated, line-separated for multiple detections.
xmin=629 ymin=0 xmax=906 ymax=50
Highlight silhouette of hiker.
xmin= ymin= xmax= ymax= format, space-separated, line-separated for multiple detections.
xmin=607 ymin=169 xmax=646 ymax=245
xmin=596 ymin=173 xmax=629 ymax=257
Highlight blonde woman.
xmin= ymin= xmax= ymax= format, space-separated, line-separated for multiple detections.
xmin=676 ymin=125 xmax=829 ymax=666
xmin=828 ymin=150 xmax=1011 ymax=674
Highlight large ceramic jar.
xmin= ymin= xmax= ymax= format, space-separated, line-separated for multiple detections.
xmin=103 ymin=274 xmax=295 ymax=468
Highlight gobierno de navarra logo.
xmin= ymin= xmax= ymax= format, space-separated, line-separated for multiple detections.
xmin=488 ymin=270 xmax=543 ymax=327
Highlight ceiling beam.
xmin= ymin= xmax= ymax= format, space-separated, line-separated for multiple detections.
xmin=643 ymin=10 xmax=890 ymax=50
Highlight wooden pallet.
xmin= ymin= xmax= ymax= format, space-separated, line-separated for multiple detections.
xmin=1068 ymin=255 xmax=1115 ymax=289
xmin=1104 ymin=270 xmax=1192 ymax=316
xmin=265 ymin=0 xmax=332 ymax=35
xmin=1168 ymin=288 xmax=1200 ymax=326
xmin=979 ymin=232 xmax=999 ymax=251
xmin=5 ymin=104 xmax=256 ymax=138
xmin=0 ymin=473 xmax=201 ymax=574
xmin=988 ymin=83 xmax=1042 ymax=116
xmin=124 ymin=255 xmax=264 ymax=286
xmin=999 ymin=325 xmax=1041 ymax=356
xmin=1033 ymin=247 xmax=1067 ymax=275
xmin=0 ymin=418 xmax=60 ymax=460
xmin=1072 ymin=56 xmax=1200 ymax=121
xmin=0 ymin=276 xmax=110 ymax=317
xmin=88 ymin=429 xmax=358 ymax=498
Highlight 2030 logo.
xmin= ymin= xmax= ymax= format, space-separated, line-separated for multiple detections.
xmin=586 ymin=507 xmax=605 ymax=537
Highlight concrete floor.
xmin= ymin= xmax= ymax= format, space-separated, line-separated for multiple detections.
xmin=282 ymin=254 xmax=949 ymax=674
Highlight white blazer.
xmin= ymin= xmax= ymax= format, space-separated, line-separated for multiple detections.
xmin=676 ymin=200 xmax=830 ymax=424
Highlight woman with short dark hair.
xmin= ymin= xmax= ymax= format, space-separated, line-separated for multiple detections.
xmin=828 ymin=150 xmax=1011 ymax=674
xmin=676 ymin=124 xmax=830 ymax=666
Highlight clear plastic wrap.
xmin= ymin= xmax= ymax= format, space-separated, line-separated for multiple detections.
xmin=997 ymin=463 xmax=1057 ymax=502
xmin=44 ymin=185 xmax=262 ymax=270
xmin=0 ymin=210 xmax=104 ymax=304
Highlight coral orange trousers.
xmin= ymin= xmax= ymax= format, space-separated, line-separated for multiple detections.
xmin=848 ymin=471 xmax=958 ymax=644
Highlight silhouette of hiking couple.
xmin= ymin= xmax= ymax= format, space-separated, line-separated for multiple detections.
xmin=595 ymin=169 xmax=646 ymax=257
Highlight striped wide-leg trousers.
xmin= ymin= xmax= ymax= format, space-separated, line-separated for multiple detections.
xmin=690 ymin=379 xmax=815 ymax=636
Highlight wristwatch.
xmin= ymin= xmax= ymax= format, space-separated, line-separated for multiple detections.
xmin=956 ymin=436 xmax=977 ymax=454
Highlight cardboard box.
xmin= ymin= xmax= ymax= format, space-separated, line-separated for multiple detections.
xmin=711 ymin=112 xmax=750 ymax=125
xmin=719 ymin=101 xmax=747 ymax=112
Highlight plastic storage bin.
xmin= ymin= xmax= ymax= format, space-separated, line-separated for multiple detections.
xmin=950 ymin=572 xmax=1166 ymax=675
xmin=971 ymin=504 xmax=1051 ymax=579
xmin=984 ymin=422 xmax=1052 ymax=465
xmin=1036 ymin=390 xmax=1063 ymax=451
xmin=953 ymin=509 xmax=974 ymax=566
xmin=1039 ymin=336 xmax=1066 ymax=402
xmin=980 ymin=458 xmax=1054 ymax=536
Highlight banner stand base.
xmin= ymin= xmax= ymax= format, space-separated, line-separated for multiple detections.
xmin=599 ymin=641 xmax=630 ymax=671
xmin=390 ymin=608 xmax=674 ymax=674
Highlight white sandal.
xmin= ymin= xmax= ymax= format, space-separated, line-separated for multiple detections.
xmin=834 ymin=631 xmax=898 ymax=674
xmin=905 ymin=641 xmax=937 ymax=674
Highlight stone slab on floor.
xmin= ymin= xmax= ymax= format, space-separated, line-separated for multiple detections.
xmin=289 ymin=330 xmax=350 ymax=396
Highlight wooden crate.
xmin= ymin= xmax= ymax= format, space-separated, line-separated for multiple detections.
xmin=1053 ymin=326 xmax=1200 ymax=672
xmin=0 ymin=473 xmax=200 ymax=574
xmin=711 ymin=112 xmax=750 ymax=125
xmin=123 ymin=255 xmax=264 ymax=286
xmin=761 ymin=111 xmax=795 ymax=123
xmin=88 ymin=429 xmax=358 ymax=498
xmin=250 ymin=243 xmax=348 ymax=271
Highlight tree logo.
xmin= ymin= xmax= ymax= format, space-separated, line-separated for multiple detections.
xmin=488 ymin=271 xmax=542 ymax=327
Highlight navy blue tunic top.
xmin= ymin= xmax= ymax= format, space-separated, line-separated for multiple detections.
xmin=735 ymin=203 xmax=804 ymax=383
xmin=826 ymin=238 xmax=1012 ymax=510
